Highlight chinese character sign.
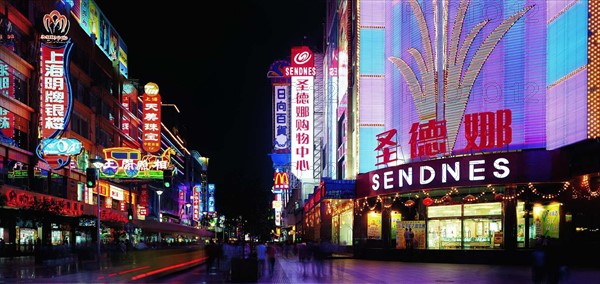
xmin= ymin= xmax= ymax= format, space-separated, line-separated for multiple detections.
xmin=0 ymin=106 xmax=13 ymax=138
xmin=273 ymin=85 xmax=289 ymax=151
xmin=193 ymin=185 xmax=200 ymax=221
xmin=289 ymin=46 xmax=315 ymax=180
xmin=0 ymin=60 xmax=14 ymax=98
xmin=39 ymin=42 xmax=72 ymax=138
xmin=121 ymin=94 xmax=131 ymax=135
xmin=36 ymin=10 xmax=78 ymax=170
xmin=375 ymin=129 xmax=398 ymax=167
xmin=208 ymin=183 xmax=215 ymax=213
xmin=387 ymin=0 xmax=543 ymax=159
xmin=142 ymin=82 xmax=161 ymax=153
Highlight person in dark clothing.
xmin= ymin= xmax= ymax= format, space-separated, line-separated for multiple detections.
xmin=531 ymin=236 xmax=546 ymax=284
xmin=266 ymin=242 xmax=277 ymax=275
xmin=206 ymin=240 xmax=219 ymax=273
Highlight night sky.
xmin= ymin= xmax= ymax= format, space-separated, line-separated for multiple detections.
xmin=93 ymin=1 xmax=326 ymax=213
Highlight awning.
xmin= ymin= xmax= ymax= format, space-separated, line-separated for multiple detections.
xmin=133 ymin=219 xmax=212 ymax=237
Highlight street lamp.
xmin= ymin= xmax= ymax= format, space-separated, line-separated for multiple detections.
xmin=161 ymin=103 xmax=181 ymax=113
xmin=156 ymin=189 xmax=163 ymax=243
xmin=88 ymin=158 xmax=106 ymax=260
xmin=186 ymin=203 xmax=192 ymax=221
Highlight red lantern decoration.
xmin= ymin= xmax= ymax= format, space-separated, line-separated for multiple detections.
xmin=404 ymin=199 xmax=415 ymax=207
xmin=494 ymin=193 xmax=505 ymax=201
xmin=422 ymin=197 xmax=434 ymax=206
xmin=442 ymin=196 xmax=452 ymax=203
xmin=463 ymin=194 xmax=477 ymax=203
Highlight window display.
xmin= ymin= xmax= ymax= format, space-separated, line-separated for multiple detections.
xmin=339 ymin=209 xmax=353 ymax=246
xmin=427 ymin=202 xmax=503 ymax=249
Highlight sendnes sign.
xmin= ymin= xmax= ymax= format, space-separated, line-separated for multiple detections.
xmin=356 ymin=150 xmax=567 ymax=198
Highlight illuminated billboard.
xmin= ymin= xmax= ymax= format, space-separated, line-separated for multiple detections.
xmin=273 ymin=85 xmax=290 ymax=151
xmin=142 ymin=82 xmax=161 ymax=153
xmin=287 ymin=46 xmax=316 ymax=181
xmin=69 ymin=0 xmax=128 ymax=78
xmin=379 ymin=0 xmax=550 ymax=166
xmin=37 ymin=10 xmax=82 ymax=170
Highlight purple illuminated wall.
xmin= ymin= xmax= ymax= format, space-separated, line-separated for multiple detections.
xmin=386 ymin=0 xmax=548 ymax=162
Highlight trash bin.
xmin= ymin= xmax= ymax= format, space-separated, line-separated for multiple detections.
xmin=231 ymin=257 xmax=258 ymax=283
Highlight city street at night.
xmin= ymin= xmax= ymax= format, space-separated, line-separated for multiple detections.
xmin=4 ymin=1 xmax=600 ymax=284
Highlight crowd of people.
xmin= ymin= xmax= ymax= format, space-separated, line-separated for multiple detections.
xmin=204 ymin=239 xmax=343 ymax=280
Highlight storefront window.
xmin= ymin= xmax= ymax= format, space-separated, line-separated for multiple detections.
xmin=51 ymin=230 xmax=63 ymax=245
xmin=464 ymin=203 xmax=502 ymax=216
xmin=427 ymin=219 xmax=462 ymax=249
xmin=332 ymin=215 xmax=340 ymax=244
xmin=516 ymin=201 xmax=529 ymax=248
xmin=463 ymin=218 xmax=502 ymax=249
xmin=427 ymin=202 xmax=503 ymax=250
xmin=340 ymin=209 xmax=353 ymax=246
xmin=428 ymin=204 xmax=461 ymax=218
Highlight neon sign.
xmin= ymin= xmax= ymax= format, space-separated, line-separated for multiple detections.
xmin=99 ymin=147 xmax=175 ymax=179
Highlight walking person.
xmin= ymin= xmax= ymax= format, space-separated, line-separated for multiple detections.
xmin=408 ymin=228 xmax=415 ymax=249
xmin=297 ymin=242 xmax=310 ymax=276
xmin=531 ymin=236 xmax=546 ymax=284
xmin=256 ymin=242 xmax=267 ymax=278
xmin=205 ymin=240 xmax=218 ymax=273
xmin=266 ymin=242 xmax=277 ymax=276
xmin=404 ymin=228 xmax=412 ymax=249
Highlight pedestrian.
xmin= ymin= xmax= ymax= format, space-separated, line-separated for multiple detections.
xmin=531 ymin=236 xmax=546 ymax=284
xmin=408 ymin=228 xmax=415 ymax=249
xmin=220 ymin=240 xmax=235 ymax=280
xmin=266 ymin=242 xmax=277 ymax=275
xmin=404 ymin=228 xmax=412 ymax=249
xmin=256 ymin=242 xmax=267 ymax=277
xmin=544 ymin=237 xmax=562 ymax=284
xmin=297 ymin=242 xmax=310 ymax=276
xmin=206 ymin=240 xmax=218 ymax=273
xmin=119 ymin=240 xmax=126 ymax=254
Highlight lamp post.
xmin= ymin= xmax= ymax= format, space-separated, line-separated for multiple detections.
xmin=156 ymin=189 xmax=163 ymax=243
xmin=88 ymin=158 xmax=106 ymax=260
xmin=186 ymin=203 xmax=192 ymax=222
xmin=161 ymin=103 xmax=181 ymax=113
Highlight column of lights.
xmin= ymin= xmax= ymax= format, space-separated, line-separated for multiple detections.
xmin=589 ymin=2 xmax=600 ymax=137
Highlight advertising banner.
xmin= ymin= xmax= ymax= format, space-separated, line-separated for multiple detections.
xmin=273 ymin=85 xmax=289 ymax=151
xmin=288 ymin=46 xmax=316 ymax=181
xmin=37 ymin=10 xmax=80 ymax=170
xmin=367 ymin=212 xmax=382 ymax=240
xmin=141 ymin=82 xmax=161 ymax=153
xmin=396 ymin=221 xmax=426 ymax=249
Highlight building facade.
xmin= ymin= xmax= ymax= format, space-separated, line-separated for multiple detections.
xmin=269 ymin=0 xmax=600 ymax=265
xmin=0 ymin=0 xmax=210 ymax=256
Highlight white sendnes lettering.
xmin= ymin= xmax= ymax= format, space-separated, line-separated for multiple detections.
xmin=420 ymin=166 xmax=435 ymax=184
xmin=442 ymin=162 xmax=460 ymax=183
xmin=493 ymin=158 xmax=510 ymax=178
xmin=400 ymin=168 xmax=412 ymax=187
xmin=368 ymin=157 xmax=512 ymax=193
xmin=371 ymin=174 xmax=380 ymax=191
xmin=469 ymin=160 xmax=485 ymax=181
xmin=384 ymin=171 xmax=394 ymax=190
